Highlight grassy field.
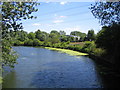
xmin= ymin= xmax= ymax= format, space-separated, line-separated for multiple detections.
xmin=45 ymin=47 xmax=88 ymax=56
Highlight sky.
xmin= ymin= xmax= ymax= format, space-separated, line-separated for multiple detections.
xmin=22 ymin=2 xmax=102 ymax=35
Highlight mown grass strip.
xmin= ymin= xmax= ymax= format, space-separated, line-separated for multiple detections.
xmin=45 ymin=47 xmax=88 ymax=56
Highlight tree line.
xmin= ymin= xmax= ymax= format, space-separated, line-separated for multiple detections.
xmin=9 ymin=29 xmax=96 ymax=46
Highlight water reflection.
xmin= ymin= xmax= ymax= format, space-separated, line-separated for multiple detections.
xmin=3 ymin=46 xmax=103 ymax=88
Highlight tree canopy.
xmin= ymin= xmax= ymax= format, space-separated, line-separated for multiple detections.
xmin=90 ymin=2 xmax=120 ymax=26
xmin=1 ymin=2 xmax=40 ymax=68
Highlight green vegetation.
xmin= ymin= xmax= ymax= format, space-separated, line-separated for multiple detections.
xmin=1 ymin=2 xmax=40 ymax=84
xmin=45 ymin=47 xmax=88 ymax=56
xmin=90 ymin=2 xmax=120 ymax=71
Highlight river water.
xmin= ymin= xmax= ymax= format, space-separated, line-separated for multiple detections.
xmin=3 ymin=46 xmax=103 ymax=88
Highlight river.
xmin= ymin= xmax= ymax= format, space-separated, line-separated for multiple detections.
xmin=3 ymin=46 xmax=103 ymax=88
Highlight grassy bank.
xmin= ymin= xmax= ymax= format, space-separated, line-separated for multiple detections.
xmin=45 ymin=47 xmax=88 ymax=56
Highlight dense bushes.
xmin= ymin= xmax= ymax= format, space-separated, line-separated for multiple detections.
xmin=13 ymin=38 xmax=105 ymax=57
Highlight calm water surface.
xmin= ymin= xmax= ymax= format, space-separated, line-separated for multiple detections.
xmin=3 ymin=46 xmax=103 ymax=88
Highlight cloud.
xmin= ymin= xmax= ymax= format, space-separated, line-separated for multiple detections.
xmin=60 ymin=2 xmax=67 ymax=5
xmin=32 ymin=23 xmax=41 ymax=26
xmin=53 ymin=20 xmax=64 ymax=23
xmin=59 ymin=16 xmax=67 ymax=18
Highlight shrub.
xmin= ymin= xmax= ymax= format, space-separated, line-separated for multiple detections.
xmin=24 ymin=39 xmax=33 ymax=46
xmin=14 ymin=40 xmax=24 ymax=46
xmin=33 ymin=39 xmax=43 ymax=46
xmin=93 ymin=48 xmax=105 ymax=56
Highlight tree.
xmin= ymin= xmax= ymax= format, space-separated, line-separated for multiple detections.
xmin=90 ymin=2 xmax=120 ymax=26
xmin=59 ymin=30 xmax=66 ymax=35
xmin=15 ymin=30 xmax=28 ymax=42
xmin=28 ymin=32 xmax=35 ymax=40
xmin=1 ymin=2 xmax=39 ymax=68
xmin=87 ymin=30 xmax=96 ymax=41
xmin=70 ymin=31 xmax=86 ymax=41
xmin=96 ymin=24 xmax=120 ymax=65
xmin=50 ymin=30 xmax=60 ymax=36
xmin=90 ymin=2 xmax=120 ymax=71
xmin=49 ymin=33 xmax=60 ymax=44
xmin=35 ymin=30 xmax=48 ymax=41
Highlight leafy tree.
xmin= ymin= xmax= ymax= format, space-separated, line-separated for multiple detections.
xmin=90 ymin=2 xmax=120 ymax=70
xmin=35 ymin=30 xmax=48 ymax=41
xmin=15 ymin=30 xmax=28 ymax=41
xmin=96 ymin=24 xmax=120 ymax=62
xmin=70 ymin=31 xmax=86 ymax=41
xmin=1 ymin=2 xmax=39 ymax=68
xmin=87 ymin=30 xmax=96 ymax=41
xmin=24 ymin=39 xmax=33 ymax=46
xmin=35 ymin=29 xmax=41 ymax=39
xmin=60 ymin=35 xmax=68 ymax=42
xmin=49 ymin=33 xmax=60 ymax=44
xmin=59 ymin=30 xmax=66 ymax=35
xmin=50 ymin=30 xmax=60 ymax=36
xmin=33 ymin=39 xmax=43 ymax=46
xmin=27 ymin=32 xmax=35 ymax=40
xmin=90 ymin=2 xmax=120 ymax=26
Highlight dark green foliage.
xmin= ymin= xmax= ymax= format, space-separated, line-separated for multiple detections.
xmin=1 ymin=2 xmax=39 ymax=68
xmin=90 ymin=2 xmax=120 ymax=26
xmin=24 ymin=39 xmax=33 ymax=46
xmin=14 ymin=40 xmax=24 ymax=46
xmin=27 ymin=32 xmax=35 ymax=40
xmin=35 ymin=30 xmax=48 ymax=41
xmin=33 ymin=39 xmax=43 ymax=46
xmin=87 ymin=30 xmax=96 ymax=41
xmin=2 ymin=39 xmax=18 ymax=68
xmin=90 ymin=2 xmax=120 ymax=71
xmin=96 ymin=24 xmax=120 ymax=66
xmin=50 ymin=30 xmax=60 ymax=35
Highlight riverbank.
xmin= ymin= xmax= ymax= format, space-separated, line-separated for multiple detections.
xmin=45 ymin=47 xmax=88 ymax=56
xmin=88 ymin=54 xmax=120 ymax=88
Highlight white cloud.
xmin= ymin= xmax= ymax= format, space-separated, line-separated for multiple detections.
xmin=60 ymin=2 xmax=67 ymax=5
xmin=59 ymin=16 xmax=67 ymax=18
xmin=53 ymin=20 xmax=64 ymax=23
xmin=32 ymin=23 xmax=41 ymax=26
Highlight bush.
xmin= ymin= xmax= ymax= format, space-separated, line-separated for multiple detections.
xmin=82 ymin=41 xmax=96 ymax=53
xmin=14 ymin=40 xmax=24 ymax=46
xmin=24 ymin=39 xmax=33 ymax=46
xmin=93 ymin=48 xmax=105 ymax=56
xmin=33 ymin=39 xmax=43 ymax=46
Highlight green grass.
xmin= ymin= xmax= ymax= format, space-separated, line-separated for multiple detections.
xmin=45 ymin=47 xmax=88 ymax=56
xmin=0 ymin=77 xmax=2 ymax=84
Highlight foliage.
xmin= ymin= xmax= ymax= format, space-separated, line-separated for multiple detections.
xmin=2 ymin=39 xmax=18 ymax=68
xmin=14 ymin=40 xmax=24 ymax=46
xmin=50 ymin=30 xmax=60 ymax=35
xmin=96 ymin=24 xmax=120 ymax=66
xmin=70 ymin=31 xmax=86 ymax=41
xmin=87 ymin=30 xmax=96 ymax=41
xmin=0 ymin=77 xmax=2 ymax=84
xmin=33 ymin=39 xmax=43 ymax=46
xmin=93 ymin=48 xmax=105 ymax=56
xmin=1 ymin=2 xmax=39 ymax=68
xmin=27 ymin=32 xmax=35 ymax=40
xmin=90 ymin=2 xmax=120 ymax=26
xmin=24 ymin=39 xmax=33 ymax=46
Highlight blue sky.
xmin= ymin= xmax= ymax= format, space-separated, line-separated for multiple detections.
xmin=22 ymin=2 xmax=102 ymax=35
